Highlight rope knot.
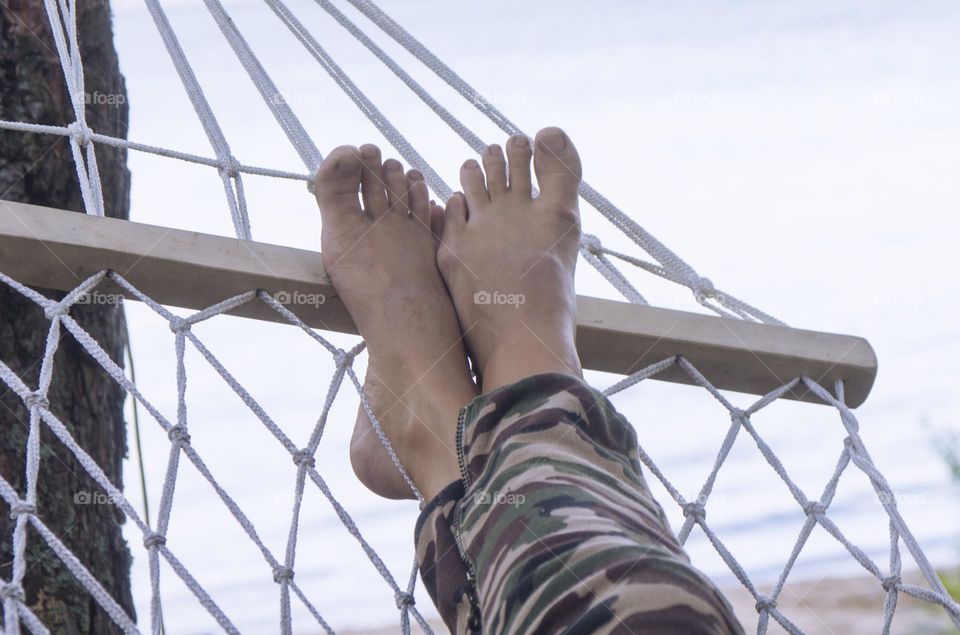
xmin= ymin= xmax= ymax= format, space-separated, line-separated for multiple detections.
xmin=0 ymin=583 xmax=24 ymax=602
xmin=394 ymin=591 xmax=415 ymax=610
xmin=580 ymin=233 xmax=603 ymax=254
xmin=730 ymin=408 xmax=747 ymax=422
xmin=9 ymin=502 xmax=36 ymax=519
xmin=168 ymin=316 xmax=191 ymax=333
xmin=292 ymin=449 xmax=315 ymax=469
xmin=803 ymin=500 xmax=826 ymax=516
xmin=681 ymin=501 xmax=706 ymax=523
xmin=43 ymin=302 xmax=68 ymax=321
xmin=334 ymin=348 xmax=355 ymax=368
xmin=24 ymin=392 xmax=49 ymax=411
xmin=143 ymin=532 xmax=166 ymax=549
xmin=691 ymin=276 xmax=716 ymax=301
xmin=67 ymin=121 xmax=94 ymax=147
xmin=881 ymin=574 xmax=901 ymax=592
xmin=755 ymin=595 xmax=776 ymax=612
xmin=272 ymin=566 xmax=294 ymax=584
xmin=219 ymin=156 xmax=241 ymax=179
xmin=168 ymin=425 xmax=191 ymax=446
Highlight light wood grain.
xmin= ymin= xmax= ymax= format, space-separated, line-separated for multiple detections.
xmin=0 ymin=200 xmax=877 ymax=406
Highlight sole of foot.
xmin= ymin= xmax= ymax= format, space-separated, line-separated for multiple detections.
xmin=314 ymin=144 xmax=478 ymax=501
xmin=437 ymin=127 xmax=584 ymax=393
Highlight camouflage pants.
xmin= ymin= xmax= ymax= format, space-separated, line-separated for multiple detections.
xmin=415 ymin=373 xmax=743 ymax=634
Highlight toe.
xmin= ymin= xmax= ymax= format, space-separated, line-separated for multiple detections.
xmin=459 ymin=159 xmax=489 ymax=209
xmin=406 ymin=169 xmax=430 ymax=225
xmin=359 ymin=144 xmax=389 ymax=218
xmin=383 ymin=159 xmax=409 ymax=214
xmin=430 ymin=201 xmax=445 ymax=239
xmin=533 ymin=127 xmax=582 ymax=205
xmin=482 ymin=144 xmax=507 ymax=197
xmin=437 ymin=194 xmax=466 ymax=273
xmin=444 ymin=192 xmax=468 ymax=227
xmin=314 ymin=145 xmax=363 ymax=212
xmin=505 ymin=134 xmax=532 ymax=197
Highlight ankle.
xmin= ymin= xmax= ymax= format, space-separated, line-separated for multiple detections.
xmin=403 ymin=385 xmax=476 ymax=499
xmin=480 ymin=334 xmax=582 ymax=393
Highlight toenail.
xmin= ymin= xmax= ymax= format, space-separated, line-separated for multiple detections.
xmin=408 ymin=170 xmax=423 ymax=181
xmin=361 ymin=145 xmax=379 ymax=159
xmin=486 ymin=144 xmax=502 ymax=156
xmin=510 ymin=134 xmax=529 ymax=148
xmin=333 ymin=155 xmax=360 ymax=174
xmin=538 ymin=130 xmax=567 ymax=152
xmin=463 ymin=159 xmax=479 ymax=169
xmin=384 ymin=159 xmax=402 ymax=171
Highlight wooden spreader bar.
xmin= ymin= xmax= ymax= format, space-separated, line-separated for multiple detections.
xmin=0 ymin=201 xmax=877 ymax=407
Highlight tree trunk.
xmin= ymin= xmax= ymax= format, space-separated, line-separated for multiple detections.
xmin=0 ymin=1 xmax=134 ymax=632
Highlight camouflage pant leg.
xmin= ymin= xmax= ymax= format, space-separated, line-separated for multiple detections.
xmin=415 ymin=373 xmax=744 ymax=634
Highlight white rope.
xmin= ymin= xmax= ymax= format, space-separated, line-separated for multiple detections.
xmin=310 ymin=0 xmax=489 ymax=156
xmin=0 ymin=1 xmax=956 ymax=632
xmin=0 ymin=480 xmax=138 ymax=634
xmin=579 ymin=236 xmax=648 ymax=304
xmin=304 ymin=0 xmax=650 ymax=305
xmin=336 ymin=0 xmax=781 ymax=321
xmin=0 ymin=268 xmax=436 ymax=633
xmin=606 ymin=355 xmax=960 ymax=632
xmin=592 ymin=241 xmax=783 ymax=323
xmin=2 ymin=264 xmax=957 ymax=632
xmin=200 ymin=0 xmax=323 ymax=173
xmin=264 ymin=0 xmax=453 ymax=201
xmin=0 ymin=119 xmax=310 ymax=182
xmin=41 ymin=0 xmax=105 ymax=216
xmin=11 ymin=0 xmax=770 ymax=318
xmin=143 ymin=0 xmax=251 ymax=239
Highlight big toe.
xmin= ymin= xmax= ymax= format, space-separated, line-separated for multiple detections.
xmin=533 ymin=127 xmax=582 ymax=205
xmin=314 ymin=145 xmax=363 ymax=213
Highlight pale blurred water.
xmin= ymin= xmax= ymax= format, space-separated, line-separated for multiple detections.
xmin=99 ymin=1 xmax=960 ymax=632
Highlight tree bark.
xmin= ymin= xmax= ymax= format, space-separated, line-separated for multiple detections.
xmin=0 ymin=1 xmax=134 ymax=632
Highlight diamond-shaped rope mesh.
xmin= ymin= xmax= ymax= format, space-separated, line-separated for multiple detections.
xmin=606 ymin=358 xmax=960 ymax=634
xmin=0 ymin=0 xmax=958 ymax=633
xmin=1 ymin=268 xmax=959 ymax=633
xmin=0 ymin=268 xmax=429 ymax=634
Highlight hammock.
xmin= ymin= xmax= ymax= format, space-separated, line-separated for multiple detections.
xmin=0 ymin=0 xmax=957 ymax=633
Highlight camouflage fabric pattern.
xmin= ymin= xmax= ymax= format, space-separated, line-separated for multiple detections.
xmin=415 ymin=373 xmax=743 ymax=634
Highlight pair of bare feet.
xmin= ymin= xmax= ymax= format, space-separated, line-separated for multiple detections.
xmin=313 ymin=127 xmax=583 ymax=502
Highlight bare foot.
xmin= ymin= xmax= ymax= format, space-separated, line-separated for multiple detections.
xmin=437 ymin=127 xmax=583 ymax=392
xmin=314 ymin=145 xmax=477 ymax=501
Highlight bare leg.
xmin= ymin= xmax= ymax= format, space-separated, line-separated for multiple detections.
xmin=418 ymin=128 xmax=742 ymax=634
xmin=437 ymin=127 xmax=583 ymax=392
xmin=313 ymin=145 xmax=478 ymax=501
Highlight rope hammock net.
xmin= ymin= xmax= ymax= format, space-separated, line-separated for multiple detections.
xmin=0 ymin=0 xmax=957 ymax=633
